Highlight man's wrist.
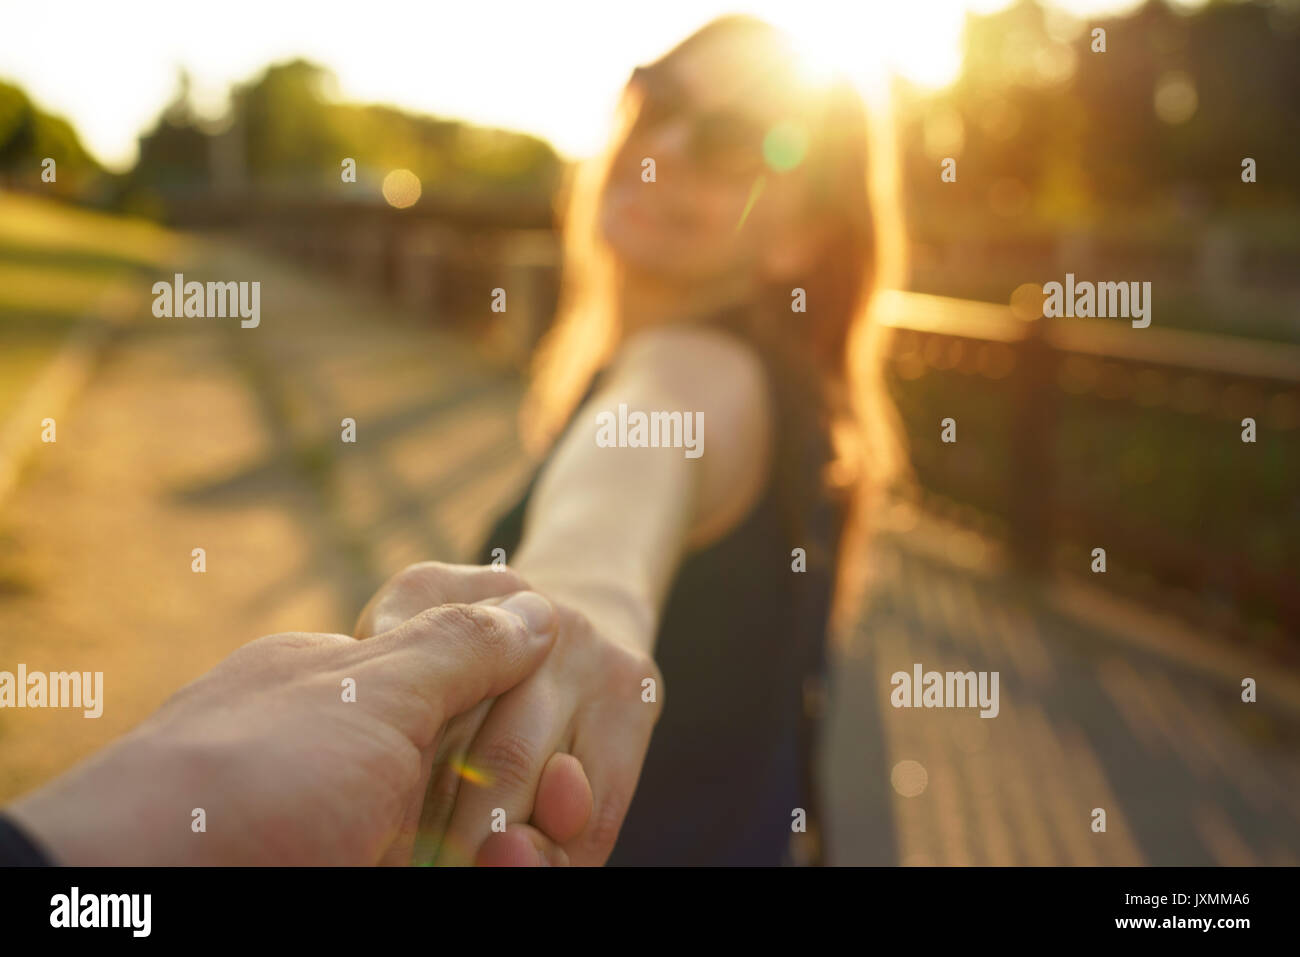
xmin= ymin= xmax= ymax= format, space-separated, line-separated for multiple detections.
xmin=5 ymin=729 xmax=185 ymax=866
xmin=0 ymin=811 xmax=57 ymax=865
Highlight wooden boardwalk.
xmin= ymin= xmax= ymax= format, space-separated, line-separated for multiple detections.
xmin=826 ymin=519 xmax=1300 ymax=864
xmin=2 ymin=236 xmax=1297 ymax=864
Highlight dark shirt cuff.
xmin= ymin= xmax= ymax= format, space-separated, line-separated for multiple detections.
xmin=0 ymin=812 xmax=55 ymax=866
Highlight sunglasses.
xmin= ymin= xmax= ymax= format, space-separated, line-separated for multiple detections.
xmin=626 ymin=64 xmax=776 ymax=177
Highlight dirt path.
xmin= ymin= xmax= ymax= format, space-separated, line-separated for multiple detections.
xmin=0 ymin=236 xmax=531 ymax=801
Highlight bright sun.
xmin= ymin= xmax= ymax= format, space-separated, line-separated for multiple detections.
xmin=1 ymin=0 xmax=1158 ymax=169
xmin=761 ymin=0 xmax=974 ymax=95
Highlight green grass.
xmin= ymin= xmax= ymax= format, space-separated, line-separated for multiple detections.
xmin=0 ymin=191 xmax=180 ymax=417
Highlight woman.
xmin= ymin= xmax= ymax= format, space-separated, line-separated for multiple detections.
xmin=359 ymin=14 xmax=907 ymax=866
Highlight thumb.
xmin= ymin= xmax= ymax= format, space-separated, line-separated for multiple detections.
xmin=475 ymin=824 xmax=570 ymax=867
xmin=364 ymin=592 xmax=557 ymax=740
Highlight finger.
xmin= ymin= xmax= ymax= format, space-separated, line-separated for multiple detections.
xmin=532 ymin=753 xmax=593 ymax=846
xmin=410 ymin=698 xmax=492 ymax=865
xmin=377 ymin=745 xmax=439 ymax=866
xmin=565 ymin=702 xmax=657 ymax=866
xmin=433 ymin=677 xmax=570 ymax=867
xmin=475 ymin=824 xmax=570 ymax=867
xmin=354 ymin=593 xmax=556 ymax=747
xmin=356 ymin=561 xmax=530 ymax=638
xmin=408 ymin=596 xmax=563 ymax=864
xmin=368 ymin=595 xmax=556 ymax=864
xmin=413 ymin=675 xmax=589 ymax=865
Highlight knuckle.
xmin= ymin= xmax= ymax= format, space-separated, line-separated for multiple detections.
xmin=427 ymin=603 xmax=521 ymax=657
xmin=483 ymin=563 xmax=528 ymax=590
xmin=251 ymin=631 xmax=316 ymax=651
xmin=236 ymin=631 xmax=349 ymax=665
xmin=607 ymin=646 xmax=663 ymax=717
xmin=556 ymin=604 xmax=595 ymax=643
xmin=288 ymin=631 xmax=354 ymax=650
xmin=394 ymin=560 xmax=528 ymax=596
xmin=585 ymin=785 xmax=631 ymax=857
xmin=643 ymin=667 xmax=666 ymax=722
xmin=425 ymin=601 xmax=482 ymax=634
xmin=392 ymin=561 xmax=440 ymax=591
xmin=476 ymin=732 xmax=538 ymax=795
xmin=358 ymin=565 xmax=443 ymax=636
xmin=620 ymin=646 xmax=659 ymax=684
xmin=385 ymin=739 xmax=423 ymax=796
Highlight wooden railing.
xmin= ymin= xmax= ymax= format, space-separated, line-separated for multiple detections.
xmin=875 ymin=290 xmax=1300 ymax=645
xmin=222 ymin=201 xmax=1298 ymax=644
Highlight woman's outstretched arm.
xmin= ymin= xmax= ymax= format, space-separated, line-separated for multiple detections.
xmin=463 ymin=323 xmax=773 ymax=865
xmin=511 ymin=323 xmax=773 ymax=657
xmin=356 ymin=323 xmax=772 ymax=864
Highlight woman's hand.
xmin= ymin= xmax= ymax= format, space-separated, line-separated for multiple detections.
xmin=356 ymin=563 xmax=663 ymax=866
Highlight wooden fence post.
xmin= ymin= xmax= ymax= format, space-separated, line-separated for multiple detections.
xmin=1008 ymin=313 xmax=1057 ymax=576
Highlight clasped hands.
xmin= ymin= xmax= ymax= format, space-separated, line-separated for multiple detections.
xmin=354 ymin=560 xmax=663 ymax=866
xmin=8 ymin=562 xmax=661 ymax=867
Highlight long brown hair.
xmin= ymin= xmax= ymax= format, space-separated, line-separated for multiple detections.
xmin=521 ymin=15 xmax=911 ymax=629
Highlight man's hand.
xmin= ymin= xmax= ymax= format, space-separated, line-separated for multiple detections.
xmin=8 ymin=564 xmax=578 ymax=865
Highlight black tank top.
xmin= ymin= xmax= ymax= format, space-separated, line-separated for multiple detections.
xmin=477 ymin=308 xmax=845 ymax=865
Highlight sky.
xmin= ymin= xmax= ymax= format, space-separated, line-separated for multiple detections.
xmin=1 ymin=0 xmax=1180 ymax=171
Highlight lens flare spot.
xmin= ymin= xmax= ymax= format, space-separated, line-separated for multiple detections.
xmin=891 ymin=759 xmax=928 ymax=798
xmin=763 ymin=122 xmax=808 ymax=172
xmin=1010 ymin=282 xmax=1044 ymax=321
xmin=382 ymin=168 xmax=422 ymax=209
xmin=735 ymin=175 xmax=766 ymax=233
xmin=1154 ymin=70 xmax=1198 ymax=125
xmin=451 ymin=756 xmax=492 ymax=787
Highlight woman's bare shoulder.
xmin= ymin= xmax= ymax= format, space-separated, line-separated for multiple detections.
xmin=614 ymin=323 xmax=769 ymax=421
xmin=609 ymin=323 xmax=774 ymax=547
